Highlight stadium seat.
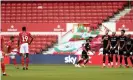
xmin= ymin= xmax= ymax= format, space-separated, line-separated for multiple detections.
xmin=1 ymin=1 xmax=128 ymax=27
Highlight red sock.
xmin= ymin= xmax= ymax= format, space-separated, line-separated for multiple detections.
xmin=21 ymin=57 xmax=24 ymax=67
xmin=80 ymin=60 xmax=84 ymax=64
xmin=12 ymin=59 xmax=17 ymax=66
xmin=1 ymin=62 xmax=5 ymax=74
xmin=78 ymin=60 xmax=84 ymax=64
xmin=26 ymin=58 xmax=29 ymax=68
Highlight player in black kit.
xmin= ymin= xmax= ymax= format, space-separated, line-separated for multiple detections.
xmin=102 ymin=30 xmax=111 ymax=68
xmin=125 ymin=34 xmax=133 ymax=68
xmin=118 ymin=30 xmax=127 ymax=67
xmin=75 ymin=37 xmax=93 ymax=67
xmin=110 ymin=32 xmax=119 ymax=68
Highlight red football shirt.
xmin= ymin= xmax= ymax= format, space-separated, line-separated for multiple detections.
xmin=7 ymin=40 xmax=16 ymax=53
xmin=19 ymin=32 xmax=31 ymax=44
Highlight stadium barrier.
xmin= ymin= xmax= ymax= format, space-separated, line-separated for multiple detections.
xmin=10 ymin=54 xmax=78 ymax=64
xmin=9 ymin=53 xmax=132 ymax=65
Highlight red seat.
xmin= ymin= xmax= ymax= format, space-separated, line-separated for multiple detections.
xmin=2 ymin=2 xmax=126 ymax=23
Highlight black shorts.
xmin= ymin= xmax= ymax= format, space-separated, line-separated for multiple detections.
xmin=20 ymin=53 xmax=29 ymax=58
xmin=124 ymin=50 xmax=133 ymax=57
xmin=110 ymin=49 xmax=118 ymax=54
xmin=81 ymin=51 xmax=88 ymax=59
xmin=119 ymin=49 xmax=126 ymax=55
xmin=103 ymin=49 xmax=110 ymax=54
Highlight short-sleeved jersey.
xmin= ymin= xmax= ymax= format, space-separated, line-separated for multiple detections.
xmin=7 ymin=40 xmax=16 ymax=53
xmin=82 ymin=42 xmax=91 ymax=54
xmin=118 ymin=35 xmax=127 ymax=48
xmin=102 ymin=35 xmax=110 ymax=48
xmin=19 ymin=32 xmax=31 ymax=44
xmin=125 ymin=38 xmax=133 ymax=50
xmin=110 ymin=35 xmax=119 ymax=47
xmin=84 ymin=42 xmax=91 ymax=51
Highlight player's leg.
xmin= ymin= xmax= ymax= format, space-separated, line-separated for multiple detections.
xmin=20 ymin=44 xmax=25 ymax=69
xmin=75 ymin=58 xmax=83 ymax=67
xmin=110 ymin=49 xmax=114 ymax=67
xmin=123 ymin=51 xmax=129 ymax=68
xmin=110 ymin=54 xmax=113 ymax=67
xmin=119 ymin=50 xmax=123 ymax=67
xmin=129 ymin=56 xmax=133 ymax=67
xmin=75 ymin=51 xmax=85 ymax=67
xmin=119 ymin=55 xmax=123 ymax=67
xmin=84 ymin=58 xmax=89 ymax=65
xmin=124 ymin=55 xmax=128 ymax=68
xmin=10 ymin=52 xmax=19 ymax=69
xmin=115 ymin=54 xmax=118 ymax=65
xmin=25 ymin=43 xmax=29 ymax=70
xmin=114 ymin=54 xmax=118 ymax=68
xmin=102 ymin=49 xmax=106 ymax=68
xmin=20 ymin=53 xmax=25 ymax=70
xmin=107 ymin=49 xmax=111 ymax=67
xmin=129 ymin=52 xmax=133 ymax=67
xmin=76 ymin=58 xmax=83 ymax=65
xmin=83 ymin=55 xmax=89 ymax=67
xmin=114 ymin=49 xmax=118 ymax=67
xmin=25 ymin=53 xmax=29 ymax=70
xmin=107 ymin=54 xmax=111 ymax=68
xmin=11 ymin=56 xmax=19 ymax=69
xmin=76 ymin=56 xmax=84 ymax=66
xmin=0 ymin=51 xmax=7 ymax=76
xmin=1 ymin=58 xmax=7 ymax=76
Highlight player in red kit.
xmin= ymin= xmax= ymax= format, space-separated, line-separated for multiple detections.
xmin=0 ymin=35 xmax=7 ymax=76
xmin=18 ymin=26 xmax=33 ymax=70
xmin=6 ymin=36 xmax=19 ymax=69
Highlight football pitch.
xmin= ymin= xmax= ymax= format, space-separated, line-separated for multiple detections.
xmin=2 ymin=64 xmax=133 ymax=80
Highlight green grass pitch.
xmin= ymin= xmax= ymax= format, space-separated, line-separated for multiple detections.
xmin=2 ymin=64 xmax=133 ymax=80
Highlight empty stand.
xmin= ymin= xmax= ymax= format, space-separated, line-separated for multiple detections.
xmin=1 ymin=1 xmax=127 ymax=27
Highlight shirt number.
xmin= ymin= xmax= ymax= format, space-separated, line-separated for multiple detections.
xmin=22 ymin=36 xmax=28 ymax=42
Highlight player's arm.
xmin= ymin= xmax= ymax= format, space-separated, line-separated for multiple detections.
xmin=114 ymin=37 xmax=119 ymax=48
xmin=117 ymin=36 xmax=122 ymax=49
xmin=122 ymin=42 xmax=125 ymax=49
xmin=82 ymin=43 xmax=88 ymax=53
xmin=122 ymin=37 xmax=126 ymax=49
xmin=29 ymin=33 xmax=33 ymax=45
xmin=101 ymin=35 xmax=105 ymax=47
xmin=106 ymin=36 xmax=110 ymax=50
xmin=109 ymin=44 xmax=112 ymax=48
xmin=106 ymin=40 xmax=110 ymax=50
xmin=129 ymin=40 xmax=133 ymax=51
xmin=109 ymin=39 xmax=112 ymax=49
xmin=125 ymin=41 xmax=128 ymax=51
xmin=129 ymin=45 xmax=132 ymax=51
xmin=118 ymin=40 xmax=122 ymax=50
xmin=83 ymin=44 xmax=88 ymax=53
xmin=102 ymin=36 xmax=105 ymax=42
